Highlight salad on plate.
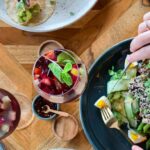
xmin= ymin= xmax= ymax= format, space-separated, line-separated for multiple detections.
xmin=95 ymin=56 xmax=150 ymax=150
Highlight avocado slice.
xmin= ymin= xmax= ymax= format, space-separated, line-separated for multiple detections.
xmin=124 ymin=94 xmax=137 ymax=128
xmin=107 ymin=79 xmax=130 ymax=94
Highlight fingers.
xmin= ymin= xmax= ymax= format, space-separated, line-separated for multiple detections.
xmin=130 ymin=31 xmax=150 ymax=52
xmin=132 ymin=145 xmax=143 ymax=150
xmin=143 ymin=12 xmax=150 ymax=21
xmin=129 ymin=12 xmax=150 ymax=63
xmin=138 ymin=12 xmax=150 ymax=34
xmin=128 ymin=45 xmax=150 ymax=63
xmin=138 ymin=21 xmax=150 ymax=34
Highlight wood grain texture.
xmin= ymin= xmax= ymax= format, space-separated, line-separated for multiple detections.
xmin=0 ymin=0 xmax=150 ymax=149
xmin=0 ymin=44 xmax=32 ymax=150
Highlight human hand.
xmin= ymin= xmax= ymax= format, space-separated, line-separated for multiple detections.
xmin=127 ymin=12 xmax=150 ymax=63
xmin=132 ymin=145 xmax=143 ymax=150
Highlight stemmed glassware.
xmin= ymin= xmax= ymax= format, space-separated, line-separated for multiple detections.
xmin=32 ymin=49 xmax=88 ymax=103
xmin=0 ymin=89 xmax=20 ymax=149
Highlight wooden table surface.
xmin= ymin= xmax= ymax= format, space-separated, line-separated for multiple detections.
xmin=0 ymin=0 xmax=150 ymax=149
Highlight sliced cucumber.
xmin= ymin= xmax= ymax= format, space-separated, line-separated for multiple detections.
xmin=132 ymin=99 xmax=139 ymax=115
xmin=124 ymin=94 xmax=137 ymax=128
xmin=107 ymin=79 xmax=130 ymax=94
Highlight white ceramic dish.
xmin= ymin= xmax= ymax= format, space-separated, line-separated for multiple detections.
xmin=0 ymin=0 xmax=97 ymax=32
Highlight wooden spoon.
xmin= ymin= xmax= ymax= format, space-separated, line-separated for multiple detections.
xmin=42 ymin=105 xmax=69 ymax=117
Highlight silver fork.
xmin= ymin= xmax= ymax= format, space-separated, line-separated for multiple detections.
xmin=101 ymin=107 xmax=133 ymax=144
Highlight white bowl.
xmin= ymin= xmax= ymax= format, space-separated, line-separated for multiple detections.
xmin=0 ymin=0 xmax=97 ymax=32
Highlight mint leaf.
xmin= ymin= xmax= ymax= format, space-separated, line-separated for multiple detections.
xmin=48 ymin=61 xmax=73 ymax=86
xmin=61 ymin=72 xmax=73 ymax=86
xmin=57 ymin=52 xmax=75 ymax=65
xmin=63 ymin=60 xmax=74 ymax=64
xmin=63 ymin=63 xmax=72 ymax=73
xmin=16 ymin=0 xmax=26 ymax=10
xmin=48 ymin=63 xmax=63 ymax=82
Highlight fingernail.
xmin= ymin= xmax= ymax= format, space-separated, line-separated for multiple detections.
xmin=132 ymin=146 xmax=137 ymax=150
xmin=126 ymin=55 xmax=131 ymax=63
xmin=132 ymin=147 xmax=135 ymax=150
xmin=132 ymin=145 xmax=143 ymax=150
xmin=130 ymin=45 xmax=135 ymax=52
xmin=130 ymin=37 xmax=137 ymax=52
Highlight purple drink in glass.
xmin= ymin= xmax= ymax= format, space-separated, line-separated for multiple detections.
xmin=0 ymin=89 xmax=20 ymax=140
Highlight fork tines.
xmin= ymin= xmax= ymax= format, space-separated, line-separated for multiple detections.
xmin=101 ymin=107 xmax=115 ymax=126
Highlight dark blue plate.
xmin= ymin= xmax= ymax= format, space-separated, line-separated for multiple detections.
xmin=80 ymin=38 xmax=134 ymax=150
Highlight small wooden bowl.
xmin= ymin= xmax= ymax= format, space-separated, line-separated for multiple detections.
xmin=52 ymin=115 xmax=79 ymax=141
xmin=38 ymin=40 xmax=64 ymax=56
xmin=32 ymin=95 xmax=60 ymax=120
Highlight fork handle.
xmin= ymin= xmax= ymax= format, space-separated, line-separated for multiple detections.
xmin=111 ymin=122 xmax=133 ymax=144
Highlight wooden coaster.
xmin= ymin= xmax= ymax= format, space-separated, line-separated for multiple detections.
xmin=52 ymin=115 xmax=79 ymax=141
xmin=14 ymin=93 xmax=35 ymax=130
xmin=38 ymin=40 xmax=64 ymax=56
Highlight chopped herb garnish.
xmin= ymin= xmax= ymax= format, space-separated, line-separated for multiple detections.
xmin=146 ymin=63 xmax=150 ymax=69
xmin=16 ymin=0 xmax=26 ymax=10
xmin=70 ymin=12 xmax=75 ymax=16
xmin=144 ymin=79 xmax=150 ymax=88
xmin=16 ymin=1 xmax=41 ymax=24
xmin=50 ymin=0 xmax=56 ymax=5
xmin=108 ymin=66 xmax=126 ymax=80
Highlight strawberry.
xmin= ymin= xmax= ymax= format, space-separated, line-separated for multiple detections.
xmin=62 ymin=84 xmax=70 ymax=93
xmin=34 ymin=74 xmax=40 ymax=80
xmin=40 ymin=73 xmax=47 ymax=79
xmin=42 ymin=87 xmax=53 ymax=94
xmin=53 ymin=78 xmax=63 ymax=94
xmin=40 ymin=77 xmax=51 ymax=86
xmin=39 ymin=83 xmax=55 ymax=94
xmin=71 ymin=74 xmax=78 ymax=84
xmin=72 ymin=64 xmax=78 ymax=69
xmin=0 ymin=117 xmax=5 ymax=124
xmin=34 ymin=68 xmax=41 ymax=75
xmin=45 ymin=50 xmax=56 ymax=61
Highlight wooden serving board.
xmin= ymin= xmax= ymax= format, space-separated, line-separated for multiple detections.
xmin=0 ymin=0 xmax=150 ymax=149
